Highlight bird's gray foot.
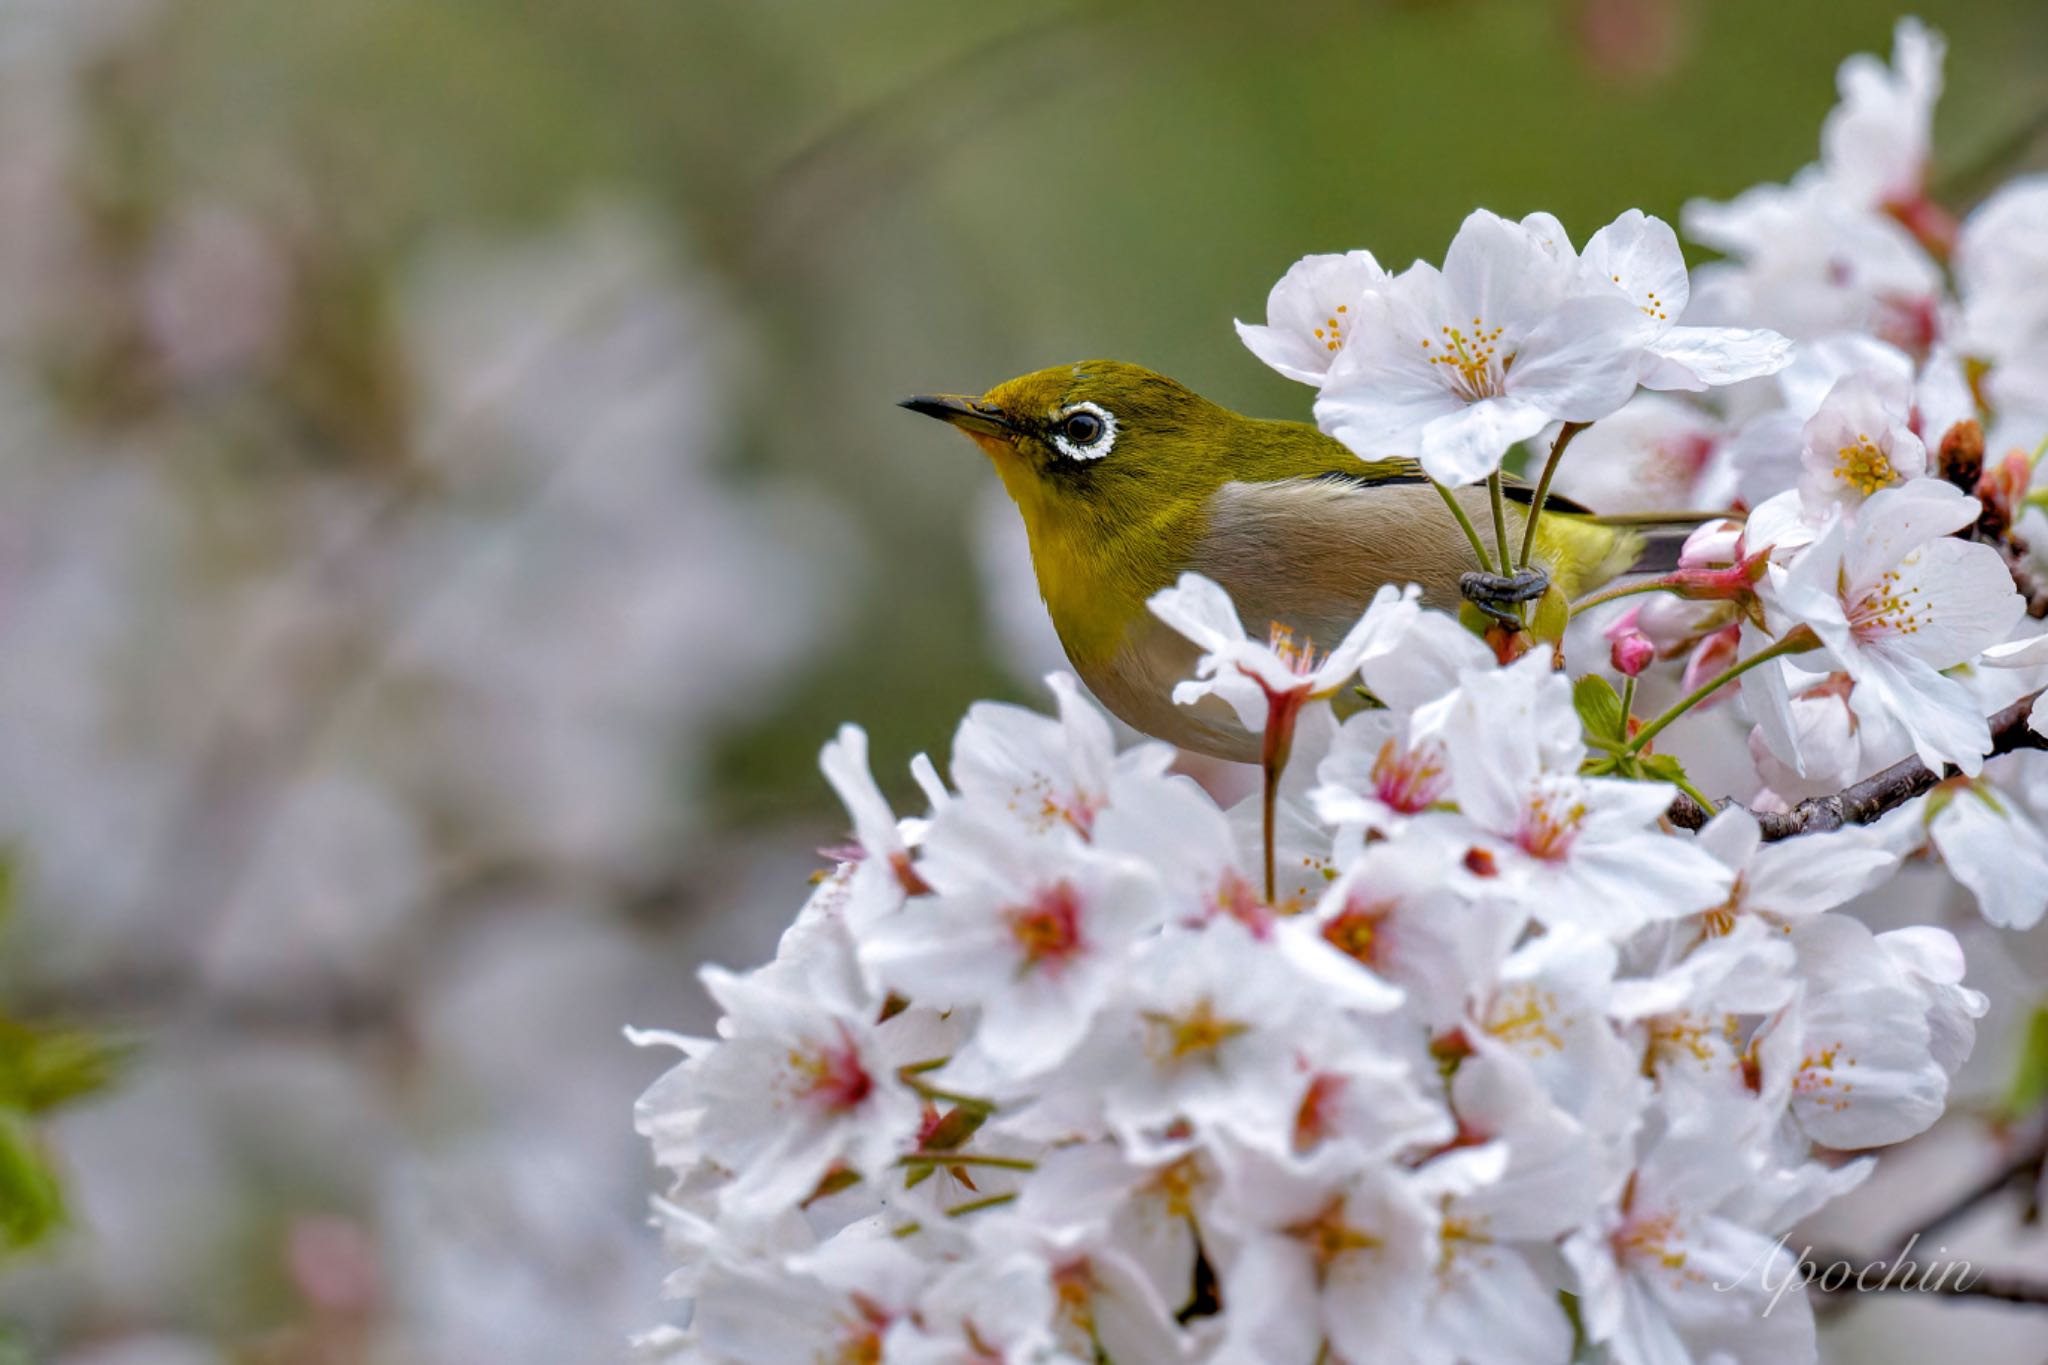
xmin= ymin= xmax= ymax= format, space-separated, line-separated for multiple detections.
xmin=1459 ymin=566 xmax=1549 ymax=624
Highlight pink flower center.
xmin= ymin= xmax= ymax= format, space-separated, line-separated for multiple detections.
xmin=1419 ymin=317 xmax=1513 ymax=401
xmin=1372 ymin=736 xmax=1449 ymax=813
xmin=1515 ymin=788 xmax=1586 ymax=861
xmin=1613 ymin=1207 xmax=1690 ymax=1274
xmin=1214 ymin=866 xmax=1276 ymax=938
xmin=1293 ymin=1072 xmax=1348 ymax=1152
xmin=1265 ymin=623 xmax=1322 ymax=678
xmin=1321 ymin=898 xmax=1393 ymax=968
xmin=1847 ymin=566 xmax=1928 ymax=641
xmin=1284 ymin=1195 xmax=1383 ymax=1270
xmin=1007 ymin=881 xmax=1086 ymax=971
xmin=790 ymin=1025 xmax=874 ymax=1114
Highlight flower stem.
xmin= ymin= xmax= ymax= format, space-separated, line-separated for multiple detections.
xmin=944 ymin=1192 xmax=1019 ymax=1218
xmin=1569 ymin=578 xmax=1675 ymax=615
xmin=1517 ymin=421 xmax=1586 ymax=569
xmin=1431 ymin=480 xmax=1495 ymax=574
xmin=1626 ymin=628 xmax=1820 ymax=755
xmin=1260 ymin=692 xmax=1303 ymax=904
xmin=899 ymin=1153 xmax=1037 ymax=1171
xmin=1487 ymin=471 xmax=1515 ymax=576
xmin=898 ymin=1068 xmax=994 ymax=1112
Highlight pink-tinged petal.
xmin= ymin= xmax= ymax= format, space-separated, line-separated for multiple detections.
xmin=1315 ymin=285 xmax=1472 ymax=460
xmin=1739 ymin=648 xmax=1807 ymax=778
xmin=1744 ymin=827 xmax=1897 ymax=917
xmin=1146 ymin=572 xmax=1246 ymax=654
xmin=1866 ymin=535 xmax=2024 ymax=667
xmin=1500 ymin=291 xmax=1651 ymax=420
xmin=1929 ymin=786 xmax=2048 ymax=930
xmin=1841 ymin=479 xmax=1978 ymax=585
xmin=1783 ymin=916 xmax=1947 ymax=1148
xmin=1821 ymin=17 xmax=1944 ymax=207
xmin=1417 ymin=396 xmax=1551 ymax=485
xmin=1583 ymin=208 xmax=1691 ymax=319
xmin=1799 ymin=373 xmax=1927 ymax=508
xmin=1440 ymin=208 xmax=1575 ymax=327
xmin=1518 ymin=209 xmax=1577 ymax=258
xmin=1359 ymin=611 xmax=1493 ymax=709
xmin=1848 ymin=648 xmax=1993 ymax=775
xmin=1236 ymin=249 xmax=1388 ymax=386
xmin=1982 ymin=632 xmax=2048 ymax=668
xmin=821 ymin=725 xmax=901 ymax=857
xmin=1314 ymin=582 xmax=1421 ymax=688
xmin=1643 ymin=326 xmax=1793 ymax=389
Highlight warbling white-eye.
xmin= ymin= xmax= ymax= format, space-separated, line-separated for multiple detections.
xmin=904 ymin=360 xmax=1667 ymax=763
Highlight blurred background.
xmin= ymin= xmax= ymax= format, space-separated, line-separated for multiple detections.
xmin=0 ymin=0 xmax=2042 ymax=1360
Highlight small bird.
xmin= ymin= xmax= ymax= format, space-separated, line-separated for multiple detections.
xmin=904 ymin=361 xmax=1674 ymax=763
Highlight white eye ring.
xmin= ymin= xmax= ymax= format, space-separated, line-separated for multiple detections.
xmin=1048 ymin=402 xmax=1117 ymax=462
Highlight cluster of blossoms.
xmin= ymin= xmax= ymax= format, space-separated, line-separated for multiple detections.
xmin=637 ymin=19 xmax=2048 ymax=1364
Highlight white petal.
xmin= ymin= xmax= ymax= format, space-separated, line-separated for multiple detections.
xmin=1582 ymin=208 xmax=1691 ymax=319
xmin=1642 ymin=325 xmax=1793 ymax=389
xmin=1417 ymin=396 xmax=1551 ymax=485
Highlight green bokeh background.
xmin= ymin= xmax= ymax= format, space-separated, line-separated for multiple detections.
xmin=124 ymin=0 xmax=2048 ymax=822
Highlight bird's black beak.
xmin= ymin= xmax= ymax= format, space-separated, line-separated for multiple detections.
xmin=899 ymin=394 xmax=1017 ymax=439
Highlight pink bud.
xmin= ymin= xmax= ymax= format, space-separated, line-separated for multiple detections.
xmin=1677 ymin=518 xmax=1744 ymax=570
xmin=1610 ymin=628 xmax=1656 ymax=677
xmin=1636 ymin=593 xmax=1729 ymax=649
xmin=1679 ymin=624 xmax=1743 ymax=701
xmin=1601 ymin=604 xmax=1643 ymax=641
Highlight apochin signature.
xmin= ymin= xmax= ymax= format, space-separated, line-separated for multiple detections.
xmin=1717 ymin=1233 xmax=1982 ymax=1316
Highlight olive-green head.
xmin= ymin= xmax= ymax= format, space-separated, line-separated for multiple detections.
xmin=902 ymin=360 xmax=1364 ymax=664
xmin=899 ymin=360 xmax=1277 ymax=551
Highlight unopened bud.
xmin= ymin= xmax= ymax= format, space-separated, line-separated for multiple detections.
xmin=1974 ymin=448 xmax=2030 ymax=538
xmin=1677 ymin=519 xmax=1744 ymax=570
xmin=1611 ymin=628 xmax=1656 ymax=677
xmin=1936 ymin=418 xmax=1985 ymax=493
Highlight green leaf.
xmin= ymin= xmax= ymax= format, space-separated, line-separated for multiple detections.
xmin=1572 ymin=675 xmax=1626 ymax=744
xmin=2006 ymin=1003 xmax=2048 ymax=1118
xmin=1637 ymin=752 xmax=1715 ymax=810
xmin=1530 ymin=584 xmax=1571 ymax=644
xmin=0 ymin=1114 xmax=63 ymax=1252
xmin=0 ymin=1019 xmax=125 ymax=1115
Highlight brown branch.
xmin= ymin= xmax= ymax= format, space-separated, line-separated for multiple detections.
xmin=1807 ymin=1105 xmax=2048 ymax=1315
xmin=1889 ymin=1109 xmax=2048 ymax=1256
xmin=1667 ymin=688 xmax=2046 ymax=840
xmin=1807 ymin=1256 xmax=2048 ymax=1306
xmin=2001 ymin=534 xmax=2048 ymax=619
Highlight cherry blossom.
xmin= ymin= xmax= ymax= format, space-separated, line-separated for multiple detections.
xmin=633 ymin=26 xmax=2043 ymax=1359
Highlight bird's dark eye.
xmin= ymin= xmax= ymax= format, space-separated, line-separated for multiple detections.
xmin=1061 ymin=411 xmax=1104 ymax=446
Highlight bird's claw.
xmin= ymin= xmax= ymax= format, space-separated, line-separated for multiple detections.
xmin=1459 ymin=566 xmax=1549 ymax=624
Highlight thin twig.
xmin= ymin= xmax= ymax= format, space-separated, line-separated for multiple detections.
xmin=1894 ymin=1113 xmax=2048 ymax=1256
xmin=1486 ymin=472 xmax=1515 ymax=576
xmin=1432 ymin=480 xmax=1495 ymax=574
xmin=1627 ymin=629 xmax=1818 ymax=755
xmin=1666 ymin=688 xmax=2047 ymax=839
xmin=1517 ymin=421 xmax=1586 ymax=569
xmin=1806 ymin=1254 xmax=2048 ymax=1306
xmin=1935 ymin=97 xmax=2048 ymax=206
